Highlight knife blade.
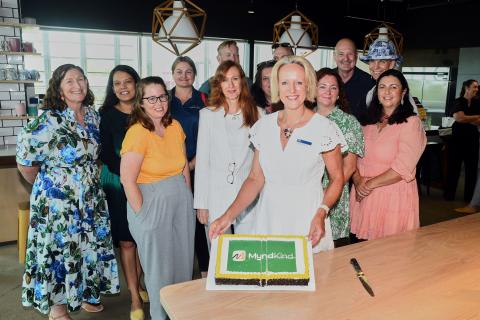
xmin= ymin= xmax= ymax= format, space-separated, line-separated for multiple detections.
xmin=350 ymin=258 xmax=375 ymax=297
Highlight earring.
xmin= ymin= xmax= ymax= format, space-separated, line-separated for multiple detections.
xmin=401 ymin=96 xmax=404 ymax=105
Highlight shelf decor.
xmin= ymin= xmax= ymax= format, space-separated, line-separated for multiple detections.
xmin=152 ymin=0 xmax=207 ymax=56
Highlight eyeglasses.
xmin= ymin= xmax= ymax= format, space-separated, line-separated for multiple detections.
xmin=227 ymin=162 xmax=236 ymax=184
xmin=256 ymin=60 xmax=276 ymax=70
xmin=142 ymin=94 xmax=169 ymax=104
xmin=272 ymin=42 xmax=292 ymax=49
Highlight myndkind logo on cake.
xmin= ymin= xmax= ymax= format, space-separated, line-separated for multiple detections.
xmin=227 ymin=240 xmax=298 ymax=272
xmin=232 ymin=250 xmax=295 ymax=261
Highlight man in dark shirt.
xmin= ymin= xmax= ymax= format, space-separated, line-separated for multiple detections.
xmin=333 ymin=38 xmax=375 ymax=119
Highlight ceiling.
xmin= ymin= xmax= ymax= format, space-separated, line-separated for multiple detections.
xmin=21 ymin=0 xmax=480 ymax=49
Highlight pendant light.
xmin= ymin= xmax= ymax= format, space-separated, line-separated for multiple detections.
xmin=273 ymin=9 xmax=318 ymax=56
xmin=152 ymin=0 xmax=207 ymax=56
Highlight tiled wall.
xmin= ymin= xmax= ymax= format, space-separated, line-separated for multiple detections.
xmin=0 ymin=0 xmax=28 ymax=145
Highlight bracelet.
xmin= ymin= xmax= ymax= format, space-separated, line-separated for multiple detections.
xmin=318 ymin=204 xmax=330 ymax=215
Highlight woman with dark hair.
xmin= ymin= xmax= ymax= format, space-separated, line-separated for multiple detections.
xmin=315 ymin=68 xmax=364 ymax=245
xmin=444 ymin=79 xmax=480 ymax=203
xmin=169 ymin=56 xmax=209 ymax=278
xmin=17 ymin=64 xmax=119 ymax=319
xmin=252 ymin=59 xmax=276 ymax=113
xmin=99 ymin=65 xmax=147 ymax=320
xmin=120 ymin=76 xmax=194 ymax=320
xmin=195 ymin=61 xmax=261 ymax=246
xmin=350 ymin=69 xmax=426 ymax=240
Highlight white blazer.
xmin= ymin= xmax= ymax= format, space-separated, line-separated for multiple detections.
xmin=194 ymin=107 xmax=261 ymax=227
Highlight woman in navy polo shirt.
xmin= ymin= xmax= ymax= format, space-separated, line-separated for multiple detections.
xmin=169 ymin=56 xmax=208 ymax=277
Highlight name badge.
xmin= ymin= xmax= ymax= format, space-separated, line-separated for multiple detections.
xmin=296 ymin=138 xmax=312 ymax=146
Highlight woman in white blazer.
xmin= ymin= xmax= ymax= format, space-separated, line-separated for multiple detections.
xmin=195 ymin=60 xmax=261 ymax=247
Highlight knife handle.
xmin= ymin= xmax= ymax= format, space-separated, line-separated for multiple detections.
xmin=350 ymin=258 xmax=362 ymax=273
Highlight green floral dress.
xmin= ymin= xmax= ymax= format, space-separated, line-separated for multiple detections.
xmin=322 ymin=107 xmax=364 ymax=240
xmin=16 ymin=106 xmax=120 ymax=315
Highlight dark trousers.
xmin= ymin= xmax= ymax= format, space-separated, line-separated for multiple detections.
xmin=444 ymin=135 xmax=479 ymax=202
xmin=191 ymin=169 xmax=210 ymax=272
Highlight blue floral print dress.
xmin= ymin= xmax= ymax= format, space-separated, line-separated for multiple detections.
xmin=16 ymin=106 xmax=120 ymax=315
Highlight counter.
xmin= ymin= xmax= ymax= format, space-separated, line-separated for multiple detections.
xmin=161 ymin=214 xmax=480 ymax=320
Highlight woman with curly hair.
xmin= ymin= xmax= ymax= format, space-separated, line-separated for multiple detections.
xmin=16 ymin=64 xmax=119 ymax=320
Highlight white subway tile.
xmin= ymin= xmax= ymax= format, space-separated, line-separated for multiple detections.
xmin=3 ymin=17 xmax=18 ymax=23
xmin=0 ymin=83 xmax=19 ymax=91
xmin=0 ymin=26 xmax=15 ymax=37
xmin=2 ymin=119 xmax=22 ymax=126
xmin=2 ymin=0 xmax=19 ymax=8
xmin=0 ymin=92 xmax=10 ymax=100
xmin=0 ymin=127 xmax=13 ymax=136
xmin=0 ymin=7 xmax=13 ymax=17
xmin=0 ymin=108 xmax=11 ymax=115
xmin=9 ymin=91 xmax=24 ymax=100
xmin=4 ymin=135 xmax=17 ymax=144
xmin=1 ymin=100 xmax=20 ymax=108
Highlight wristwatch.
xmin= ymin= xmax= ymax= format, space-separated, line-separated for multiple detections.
xmin=319 ymin=204 xmax=330 ymax=215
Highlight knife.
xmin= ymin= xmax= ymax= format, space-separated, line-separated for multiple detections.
xmin=350 ymin=258 xmax=375 ymax=297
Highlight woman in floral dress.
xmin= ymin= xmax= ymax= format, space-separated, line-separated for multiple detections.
xmin=316 ymin=68 xmax=364 ymax=244
xmin=16 ymin=64 xmax=119 ymax=320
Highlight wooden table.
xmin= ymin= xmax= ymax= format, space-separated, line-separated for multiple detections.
xmin=160 ymin=214 xmax=480 ymax=320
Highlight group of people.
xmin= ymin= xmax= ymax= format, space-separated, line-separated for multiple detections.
xmin=16 ymin=37 xmax=427 ymax=320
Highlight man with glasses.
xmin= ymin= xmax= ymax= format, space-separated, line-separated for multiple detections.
xmin=333 ymin=38 xmax=375 ymax=119
xmin=199 ymin=40 xmax=252 ymax=96
xmin=272 ymin=42 xmax=294 ymax=61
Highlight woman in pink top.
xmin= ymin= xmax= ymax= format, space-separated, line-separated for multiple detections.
xmin=350 ymin=69 xmax=426 ymax=240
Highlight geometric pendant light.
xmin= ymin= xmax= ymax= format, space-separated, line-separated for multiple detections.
xmin=152 ymin=0 xmax=207 ymax=56
xmin=273 ymin=10 xmax=318 ymax=56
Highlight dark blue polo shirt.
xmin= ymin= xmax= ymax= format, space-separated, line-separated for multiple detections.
xmin=335 ymin=66 xmax=375 ymax=120
xmin=170 ymin=87 xmax=206 ymax=161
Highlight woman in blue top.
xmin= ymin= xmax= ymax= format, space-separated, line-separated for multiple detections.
xmin=169 ymin=56 xmax=209 ymax=277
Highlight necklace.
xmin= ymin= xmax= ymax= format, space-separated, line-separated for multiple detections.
xmin=283 ymin=128 xmax=294 ymax=139
xmin=228 ymin=110 xmax=241 ymax=120
xmin=280 ymin=110 xmax=306 ymax=139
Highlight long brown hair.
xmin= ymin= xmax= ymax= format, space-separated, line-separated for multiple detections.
xmin=207 ymin=61 xmax=259 ymax=127
xmin=128 ymin=76 xmax=172 ymax=131
xmin=43 ymin=64 xmax=94 ymax=111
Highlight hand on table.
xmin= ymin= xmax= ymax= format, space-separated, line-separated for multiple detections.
xmin=308 ymin=209 xmax=327 ymax=247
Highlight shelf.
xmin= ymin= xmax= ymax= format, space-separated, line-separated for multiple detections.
xmin=0 ymin=51 xmax=41 ymax=56
xmin=0 ymin=22 xmax=39 ymax=28
xmin=0 ymin=115 xmax=33 ymax=120
xmin=0 ymin=80 xmax=40 ymax=84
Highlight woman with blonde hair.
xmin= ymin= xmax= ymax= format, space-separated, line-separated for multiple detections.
xmin=195 ymin=60 xmax=261 ymax=245
xmin=210 ymin=56 xmax=346 ymax=253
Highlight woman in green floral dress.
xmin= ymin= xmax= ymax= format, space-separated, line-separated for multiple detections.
xmin=316 ymin=68 xmax=364 ymax=243
xmin=16 ymin=64 xmax=119 ymax=320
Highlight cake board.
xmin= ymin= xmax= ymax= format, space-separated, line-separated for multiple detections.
xmin=206 ymin=236 xmax=316 ymax=291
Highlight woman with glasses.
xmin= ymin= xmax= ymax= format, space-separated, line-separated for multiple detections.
xmin=195 ymin=61 xmax=261 ymax=249
xmin=315 ymin=68 xmax=364 ymax=245
xmin=209 ymin=56 xmax=346 ymax=253
xmin=169 ymin=56 xmax=210 ymax=278
xmin=252 ymin=60 xmax=276 ymax=114
xmin=120 ymin=76 xmax=195 ymax=320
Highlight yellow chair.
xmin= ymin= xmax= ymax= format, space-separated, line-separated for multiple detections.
xmin=18 ymin=201 xmax=30 ymax=264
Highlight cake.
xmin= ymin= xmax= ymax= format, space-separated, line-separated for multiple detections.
xmin=214 ymin=234 xmax=310 ymax=287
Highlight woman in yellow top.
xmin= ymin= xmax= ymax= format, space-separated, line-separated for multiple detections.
xmin=120 ymin=76 xmax=195 ymax=320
